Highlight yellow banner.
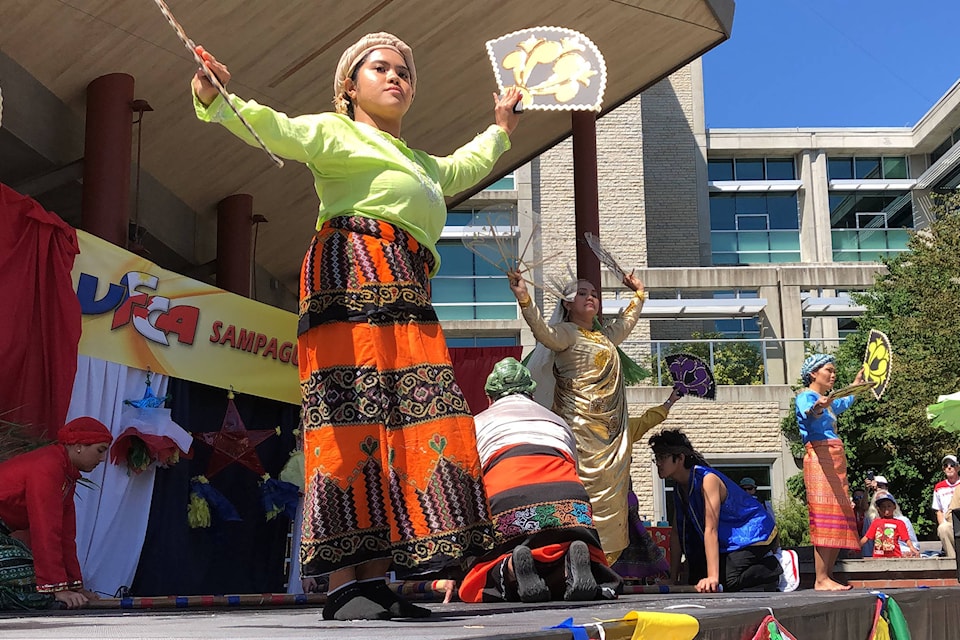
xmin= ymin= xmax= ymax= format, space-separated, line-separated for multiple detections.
xmin=72 ymin=231 xmax=300 ymax=405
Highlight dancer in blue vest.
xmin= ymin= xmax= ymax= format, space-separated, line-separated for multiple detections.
xmin=650 ymin=429 xmax=783 ymax=592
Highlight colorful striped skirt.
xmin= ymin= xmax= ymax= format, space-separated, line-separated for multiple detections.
xmin=458 ymin=444 xmax=621 ymax=602
xmin=0 ymin=524 xmax=54 ymax=610
xmin=297 ymin=215 xmax=494 ymax=576
xmin=803 ymin=439 xmax=859 ymax=550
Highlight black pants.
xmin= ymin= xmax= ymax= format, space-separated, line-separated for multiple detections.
xmin=687 ymin=540 xmax=782 ymax=592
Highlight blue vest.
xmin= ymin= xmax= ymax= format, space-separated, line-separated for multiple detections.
xmin=674 ymin=465 xmax=777 ymax=554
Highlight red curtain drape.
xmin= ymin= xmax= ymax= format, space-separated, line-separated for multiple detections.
xmin=0 ymin=184 xmax=82 ymax=440
xmin=449 ymin=346 xmax=522 ymax=415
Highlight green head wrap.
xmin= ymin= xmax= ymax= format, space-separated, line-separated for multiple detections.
xmin=485 ymin=357 xmax=537 ymax=401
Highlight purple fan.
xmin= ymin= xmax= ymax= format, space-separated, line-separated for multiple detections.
xmin=665 ymin=353 xmax=716 ymax=400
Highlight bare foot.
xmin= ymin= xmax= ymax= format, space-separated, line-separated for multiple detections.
xmin=814 ymin=579 xmax=853 ymax=591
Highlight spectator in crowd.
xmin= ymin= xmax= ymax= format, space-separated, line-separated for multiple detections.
xmin=860 ymin=492 xmax=919 ymax=558
xmin=932 ymin=454 xmax=960 ymax=558
xmin=861 ymin=485 xmax=919 ymax=558
xmin=739 ymin=477 xmax=774 ymax=518
xmin=852 ymin=487 xmax=869 ymax=538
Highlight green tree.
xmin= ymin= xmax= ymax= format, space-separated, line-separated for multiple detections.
xmin=781 ymin=192 xmax=960 ymax=537
xmin=654 ymin=331 xmax=765 ymax=385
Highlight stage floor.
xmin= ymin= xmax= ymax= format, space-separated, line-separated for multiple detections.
xmin=1 ymin=588 xmax=958 ymax=639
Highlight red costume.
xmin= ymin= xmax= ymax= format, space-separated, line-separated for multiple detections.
xmin=0 ymin=445 xmax=84 ymax=592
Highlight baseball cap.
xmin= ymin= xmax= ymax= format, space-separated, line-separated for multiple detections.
xmin=739 ymin=477 xmax=757 ymax=488
xmin=943 ymin=454 xmax=958 ymax=466
xmin=873 ymin=475 xmax=888 ymax=485
xmin=874 ymin=491 xmax=897 ymax=507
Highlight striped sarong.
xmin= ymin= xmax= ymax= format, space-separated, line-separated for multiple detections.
xmin=803 ymin=439 xmax=859 ymax=550
xmin=0 ymin=525 xmax=54 ymax=610
xmin=458 ymin=444 xmax=621 ymax=602
xmin=297 ymin=215 xmax=494 ymax=576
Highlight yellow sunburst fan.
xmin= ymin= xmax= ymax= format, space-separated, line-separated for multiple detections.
xmin=863 ymin=329 xmax=892 ymax=399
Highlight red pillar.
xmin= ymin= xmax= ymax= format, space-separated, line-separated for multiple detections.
xmin=216 ymin=194 xmax=253 ymax=297
xmin=572 ymin=111 xmax=602 ymax=295
xmin=81 ymin=73 xmax=135 ymax=247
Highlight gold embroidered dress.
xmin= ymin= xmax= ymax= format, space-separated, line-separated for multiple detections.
xmin=520 ymin=292 xmax=667 ymax=559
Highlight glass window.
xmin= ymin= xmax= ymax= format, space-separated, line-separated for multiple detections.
xmin=446 ymin=210 xmax=474 ymax=227
xmin=735 ymin=159 xmax=764 ymax=180
xmin=829 ymin=191 xmax=914 ymax=262
xmin=433 ymin=239 xmax=516 ymax=320
xmin=485 ymin=174 xmax=516 ymax=191
xmin=711 ymin=193 xmax=799 ymax=265
xmin=765 ymin=158 xmax=796 ymax=180
xmin=855 ymin=157 xmax=882 ymax=180
xmin=734 ymin=194 xmax=767 ymax=214
xmin=882 ymin=157 xmax=908 ymax=179
xmin=709 ymin=195 xmax=736 ymax=230
xmin=828 ymin=157 xmax=854 ymax=180
xmin=767 ymin=194 xmax=800 ymax=229
xmin=736 ymin=215 xmax=768 ymax=231
xmin=708 ymin=159 xmax=734 ymax=181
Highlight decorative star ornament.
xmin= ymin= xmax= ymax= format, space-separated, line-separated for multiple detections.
xmin=195 ymin=394 xmax=274 ymax=478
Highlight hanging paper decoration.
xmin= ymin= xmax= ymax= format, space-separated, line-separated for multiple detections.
xmin=110 ymin=374 xmax=193 ymax=474
xmin=193 ymin=390 xmax=275 ymax=478
xmin=259 ymin=474 xmax=300 ymax=522
xmin=486 ymin=26 xmax=607 ymax=112
xmin=748 ymin=614 xmax=798 ymax=640
xmin=863 ymin=329 xmax=892 ymax=399
xmin=187 ymin=475 xmax=241 ymax=529
xmin=665 ymin=353 xmax=716 ymax=400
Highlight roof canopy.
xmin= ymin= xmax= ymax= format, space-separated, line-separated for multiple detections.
xmin=0 ymin=0 xmax=733 ymax=292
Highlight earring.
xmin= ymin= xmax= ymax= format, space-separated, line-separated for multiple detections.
xmin=76 ymin=447 xmax=82 ymax=454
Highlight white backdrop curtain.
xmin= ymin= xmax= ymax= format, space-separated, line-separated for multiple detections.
xmin=67 ymin=355 xmax=173 ymax=597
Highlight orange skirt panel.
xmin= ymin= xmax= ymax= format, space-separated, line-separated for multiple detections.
xmin=297 ymin=216 xmax=493 ymax=575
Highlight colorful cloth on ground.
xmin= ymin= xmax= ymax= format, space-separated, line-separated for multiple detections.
xmin=195 ymin=93 xmax=509 ymax=275
xmin=458 ymin=440 xmax=621 ymax=602
xmin=0 ymin=445 xmax=84 ymax=592
xmin=519 ymin=293 xmax=668 ymax=558
xmin=865 ymin=518 xmax=909 ymax=558
xmin=0 ymin=527 xmax=55 ymax=610
xmin=795 ymin=389 xmax=855 ymax=443
xmin=803 ymin=439 xmax=860 ymax=550
xmin=298 ymin=216 xmax=493 ymax=575
xmin=610 ymin=491 xmax=669 ymax=579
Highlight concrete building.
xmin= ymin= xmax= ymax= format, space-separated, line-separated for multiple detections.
xmin=441 ymin=61 xmax=960 ymax=522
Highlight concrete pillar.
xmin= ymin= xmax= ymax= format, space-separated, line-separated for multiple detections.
xmin=758 ymin=283 xmax=786 ymax=385
xmin=809 ymin=150 xmax=833 ymax=262
xmin=572 ymin=111 xmax=601 ymax=294
xmin=216 ymin=194 xmax=253 ymax=297
xmin=81 ymin=73 xmax=134 ymax=247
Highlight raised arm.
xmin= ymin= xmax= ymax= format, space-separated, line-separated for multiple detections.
xmin=508 ymin=270 xmax=578 ymax=352
xmin=603 ymin=272 xmax=646 ymax=345
xmin=191 ymin=46 xmax=328 ymax=164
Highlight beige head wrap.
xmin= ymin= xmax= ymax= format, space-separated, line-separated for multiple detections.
xmin=333 ymin=32 xmax=417 ymax=115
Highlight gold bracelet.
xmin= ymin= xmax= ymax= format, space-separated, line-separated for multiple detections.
xmin=517 ymin=294 xmax=532 ymax=309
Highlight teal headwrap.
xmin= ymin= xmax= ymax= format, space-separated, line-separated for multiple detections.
xmin=801 ymin=353 xmax=835 ymax=386
xmin=485 ymin=357 xmax=537 ymax=401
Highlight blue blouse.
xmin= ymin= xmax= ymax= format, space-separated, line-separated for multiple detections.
xmin=795 ymin=390 xmax=854 ymax=444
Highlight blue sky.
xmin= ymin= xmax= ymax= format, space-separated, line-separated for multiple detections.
xmin=702 ymin=1 xmax=960 ymax=129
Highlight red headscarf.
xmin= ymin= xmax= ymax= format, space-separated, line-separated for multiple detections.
xmin=58 ymin=416 xmax=113 ymax=445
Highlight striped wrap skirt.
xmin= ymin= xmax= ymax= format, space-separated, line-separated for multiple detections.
xmin=803 ymin=439 xmax=860 ymax=550
xmin=297 ymin=215 xmax=494 ymax=576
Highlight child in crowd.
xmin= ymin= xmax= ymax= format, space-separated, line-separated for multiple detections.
xmin=860 ymin=492 xmax=919 ymax=558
